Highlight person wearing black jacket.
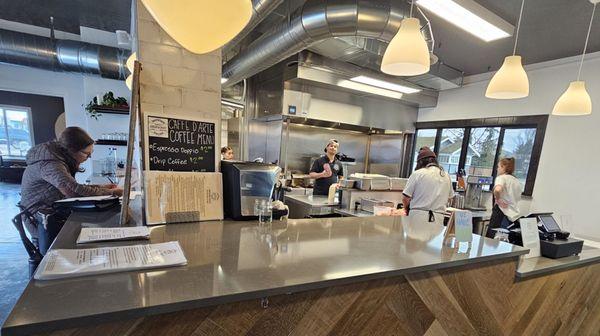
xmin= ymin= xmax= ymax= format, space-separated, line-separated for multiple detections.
xmin=309 ymin=139 xmax=344 ymax=196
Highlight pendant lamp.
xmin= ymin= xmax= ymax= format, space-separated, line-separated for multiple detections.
xmin=486 ymin=0 xmax=529 ymax=99
xmin=126 ymin=52 xmax=137 ymax=73
xmin=141 ymin=0 xmax=252 ymax=54
xmin=125 ymin=75 xmax=133 ymax=91
xmin=381 ymin=2 xmax=430 ymax=76
xmin=553 ymin=1 xmax=598 ymax=116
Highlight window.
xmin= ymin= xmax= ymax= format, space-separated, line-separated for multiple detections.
xmin=467 ymin=127 xmax=500 ymax=177
xmin=413 ymin=115 xmax=547 ymax=196
xmin=412 ymin=129 xmax=437 ymax=171
xmin=500 ymin=128 xmax=536 ymax=190
xmin=0 ymin=106 xmax=33 ymax=158
xmin=438 ymin=128 xmax=465 ymax=181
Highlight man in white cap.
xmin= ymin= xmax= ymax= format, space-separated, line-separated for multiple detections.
xmin=309 ymin=139 xmax=344 ymax=196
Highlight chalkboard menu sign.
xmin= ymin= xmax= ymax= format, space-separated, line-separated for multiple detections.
xmin=147 ymin=116 xmax=215 ymax=172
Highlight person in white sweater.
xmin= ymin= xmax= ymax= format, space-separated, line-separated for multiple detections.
xmin=486 ymin=157 xmax=522 ymax=238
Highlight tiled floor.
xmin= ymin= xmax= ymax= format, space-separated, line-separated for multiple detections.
xmin=0 ymin=182 xmax=29 ymax=329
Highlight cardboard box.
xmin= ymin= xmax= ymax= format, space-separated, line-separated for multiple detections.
xmin=144 ymin=171 xmax=223 ymax=225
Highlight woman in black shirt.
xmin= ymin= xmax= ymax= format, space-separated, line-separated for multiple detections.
xmin=309 ymin=139 xmax=344 ymax=195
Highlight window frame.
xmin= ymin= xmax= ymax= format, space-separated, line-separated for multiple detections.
xmin=0 ymin=104 xmax=35 ymax=158
xmin=412 ymin=115 xmax=548 ymax=196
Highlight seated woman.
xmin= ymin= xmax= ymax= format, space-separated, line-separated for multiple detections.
xmin=20 ymin=127 xmax=123 ymax=254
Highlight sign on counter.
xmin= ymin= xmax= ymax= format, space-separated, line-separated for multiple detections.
xmin=147 ymin=116 xmax=215 ymax=172
xmin=520 ymin=218 xmax=541 ymax=258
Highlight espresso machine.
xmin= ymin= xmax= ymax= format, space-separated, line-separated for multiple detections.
xmin=221 ymin=161 xmax=281 ymax=220
xmin=464 ymin=175 xmax=493 ymax=211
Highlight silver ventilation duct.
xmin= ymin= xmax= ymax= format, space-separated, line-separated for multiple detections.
xmin=222 ymin=0 xmax=431 ymax=87
xmin=222 ymin=0 xmax=285 ymax=55
xmin=0 ymin=29 xmax=129 ymax=80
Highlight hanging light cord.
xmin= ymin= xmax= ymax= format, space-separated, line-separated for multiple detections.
xmin=512 ymin=0 xmax=526 ymax=55
xmin=577 ymin=3 xmax=597 ymax=80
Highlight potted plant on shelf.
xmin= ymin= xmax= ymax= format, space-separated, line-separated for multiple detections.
xmin=84 ymin=91 xmax=129 ymax=120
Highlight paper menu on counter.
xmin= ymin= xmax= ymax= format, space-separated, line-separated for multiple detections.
xmin=34 ymin=241 xmax=187 ymax=280
xmin=520 ymin=218 xmax=541 ymax=258
xmin=76 ymin=227 xmax=151 ymax=244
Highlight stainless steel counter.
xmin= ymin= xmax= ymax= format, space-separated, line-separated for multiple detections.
xmin=516 ymin=244 xmax=600 ymax=279
xmin=3 ymin=205 xmax=528 ymax=336
xmin=334 ymin=208 xmax=376 ymax=217
xmin=284 ymin=194 xmax=339 ymax=218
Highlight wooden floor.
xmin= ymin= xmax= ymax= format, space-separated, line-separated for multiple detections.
xmin=40 ymin=258 xmax=600 ymax=336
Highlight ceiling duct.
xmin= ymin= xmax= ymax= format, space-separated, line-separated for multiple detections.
xmin=222 ymin=0 xmax=433 ymax=87
xmin=222 ymin=0 xmax=285 ymax=55
xmin=0 ymin=28 xmax=128 ymax=80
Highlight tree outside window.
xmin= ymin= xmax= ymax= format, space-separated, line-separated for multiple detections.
xmin=467 ymin=127 xmax=500 ymax=177
xmin=501 ymin=128 xmax=536 ymax=190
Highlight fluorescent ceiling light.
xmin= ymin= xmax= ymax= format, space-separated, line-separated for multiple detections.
xmin=221 ymin=77 xmax=228 ymax=84
xmin=351 ymin=76 xmax=421 ymax=94
xmin=337 ymin=80 xmax=404 ymax=100
xmin=417 ymin=0 xmax=514 ymax=42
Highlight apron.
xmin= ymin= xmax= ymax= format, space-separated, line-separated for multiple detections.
xmin=408 ymin=208 xmax=445 ymax=226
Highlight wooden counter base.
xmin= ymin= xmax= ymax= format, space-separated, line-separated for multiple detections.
xmin=36 ymin=257 xmax=600 ymax=336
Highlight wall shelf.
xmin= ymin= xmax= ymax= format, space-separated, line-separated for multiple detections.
xmin=90 ymin=105 xmax=130 ymax=115
xmin=95 ymin=139 xmax=127 ymax=146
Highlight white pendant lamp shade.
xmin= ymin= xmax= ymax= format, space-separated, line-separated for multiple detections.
xmin=125 ymin=75 xmax=133 ymax=90
xmin=126 ymin=52 xmax=137 ymax=73
xmin=381 ymin=18 xmax=430 ymax=76
xmin=552 ymin=81 xmax=592 ymax=116
xmin=485 ymin=55 xmax=529 ymax=99
xmin=141 ymin=0 xmax=253 ymax=54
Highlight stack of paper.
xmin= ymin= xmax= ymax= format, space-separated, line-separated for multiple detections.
xmin=34 ymin=241 xmax=187 ymax=280
xmin=77 ymin=227 xmax=151 ymax=244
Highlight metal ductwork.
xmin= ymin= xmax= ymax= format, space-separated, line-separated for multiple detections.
xmin=222 ymin=0 xmax=285 ymax=55
xmin=222 ymin=0 xmax=430 ymax=87
xmin=0 ymin=29 xmax=129 ymax=80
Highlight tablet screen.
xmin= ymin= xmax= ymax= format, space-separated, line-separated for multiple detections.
xmin=539 ymin=215 xmax=561 ymax=233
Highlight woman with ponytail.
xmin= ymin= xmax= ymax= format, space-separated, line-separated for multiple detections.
xmin=486 ymin=157 xmax=522 ymax=238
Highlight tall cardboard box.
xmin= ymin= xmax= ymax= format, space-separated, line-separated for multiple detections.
xmin=144 ymin=171 xmax=223 ymax=225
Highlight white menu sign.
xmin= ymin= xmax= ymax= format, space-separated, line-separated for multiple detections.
xmin=520 ymin=218 xmax=541 ymax=258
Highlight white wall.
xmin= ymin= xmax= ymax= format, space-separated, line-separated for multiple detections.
xmin=419 ymin=52 xmax=600 ymax=240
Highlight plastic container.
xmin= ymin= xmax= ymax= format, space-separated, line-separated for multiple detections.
xmin=373 ymin=205 xmax=394 ymax=216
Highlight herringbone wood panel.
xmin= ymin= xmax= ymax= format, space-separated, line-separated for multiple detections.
xmin=39 ymin=258 xmax=600 ymax=336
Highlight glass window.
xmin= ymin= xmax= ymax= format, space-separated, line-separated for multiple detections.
xmin=467 ymin=127 xmax=500 ymax=178
xmin=0 ymin=106 xmax=33 ymax=158
xmin=0 ymin=109 xmax=7 ymax=157
xmin=500 ymin=128 xmax=536 ymax=189
xmin=412 ymin=129 xmax=437 ymax=171
xmin=438 ymin=128 xmax=465 ymax=181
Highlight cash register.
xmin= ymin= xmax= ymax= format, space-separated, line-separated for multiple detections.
xmin=508 ymin=213 xmax=583 ymax=259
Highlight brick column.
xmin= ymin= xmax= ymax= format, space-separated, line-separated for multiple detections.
xmin=135 ymin=0 xmax=222 ymax=168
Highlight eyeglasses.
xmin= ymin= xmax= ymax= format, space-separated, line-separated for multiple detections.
xmin=79 ymin=150 xmax=93 ymax=159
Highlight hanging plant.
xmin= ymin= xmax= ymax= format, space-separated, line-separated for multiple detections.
xmin=84 ymin=91 xmax=129 ymax=120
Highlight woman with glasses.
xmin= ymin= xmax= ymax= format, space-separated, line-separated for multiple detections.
xmin=20 ymin=127 xmax=123 ymax=254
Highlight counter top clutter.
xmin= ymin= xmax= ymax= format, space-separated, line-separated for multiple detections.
xmin=3 ymin=206 xmax=527 ymax=335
